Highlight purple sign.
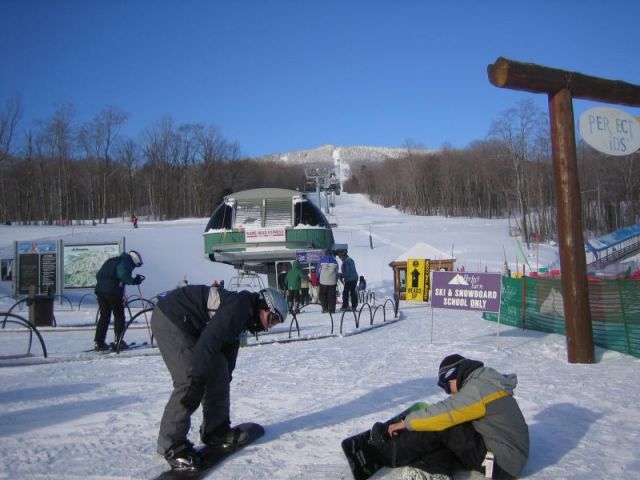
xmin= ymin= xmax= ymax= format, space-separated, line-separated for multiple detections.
xmin=431 ymin=271 xmax=502 ymax=313
xmin=296 ymin=250 xmax=323 ymax=264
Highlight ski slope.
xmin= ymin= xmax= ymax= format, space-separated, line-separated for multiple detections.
xmin=1 ymin=193 xmax=638 ymax=479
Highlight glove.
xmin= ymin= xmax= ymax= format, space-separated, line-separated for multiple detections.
xmin=370 ymin=422 xmax=390 ymax=447
xmin=133 ymin=274 xmax=144 ymax=285
xmin=181 ymin=376 xmax=206 ymax=410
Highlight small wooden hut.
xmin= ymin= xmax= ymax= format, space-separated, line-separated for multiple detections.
xmin=389 ymin=242 xmax=455 ymax=300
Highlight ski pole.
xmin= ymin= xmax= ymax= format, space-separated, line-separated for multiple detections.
xmin=137 ymin=282 xmax=153 ymax=345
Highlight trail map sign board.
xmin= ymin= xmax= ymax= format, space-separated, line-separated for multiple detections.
xmin=431 ymin=271 xmax=501 ymax=313
xmin=63 ymin=243 xmax=121 ymax=289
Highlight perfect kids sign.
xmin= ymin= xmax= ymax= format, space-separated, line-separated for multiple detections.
xmin=578 ymin=107 xmax=640 ymax=156
xmin=431 ymin=271 xmax=501 ymax=313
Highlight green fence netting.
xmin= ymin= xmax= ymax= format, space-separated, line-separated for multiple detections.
xmin=483 ymin=276 xmax=640 ymax=357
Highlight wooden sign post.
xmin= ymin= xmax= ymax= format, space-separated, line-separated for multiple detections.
xmin=487 ymin=57 xmax=640 ymax=363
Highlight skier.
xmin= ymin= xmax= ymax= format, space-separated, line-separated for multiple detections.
xmin=357 ymin=275 xmax=367 ymax=303
xmin=284 ymin=260 xmax=309 ymax=312
xmin=338 ymin=251 xmax=358 ymax=311
xmin=367 ymin=354 xmax=529 ymax=479
xmin=93 ymin=250 xmax=144 ymax=351
xmin=315 ymin=250 xmax=338 ymax=313
xmin=151 ymin=285 xmax=288 ymax=470
xmin=300 ymin=273 xmax=310 ymax=306
xmin=309 ymin=269 xmax=319 ymax=304
xmin=277 ymin=263 xmax=289 ymax=294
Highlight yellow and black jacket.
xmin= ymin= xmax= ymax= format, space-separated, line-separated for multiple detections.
xmin=404 ymin=365 xmax=529 ymax=477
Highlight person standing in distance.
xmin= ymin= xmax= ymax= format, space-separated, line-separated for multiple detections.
xmin=316 ymin=250 xmax=339 ymax=313
xmin=151 ymin=285 xmax=288 ymax=470
xmin=284 ymin=260 xmax=309 ymax=313
xmin=93 ymin=250 xmax=144 ymax=351
xmin=338 ymin=251 xmax=358 ymax=311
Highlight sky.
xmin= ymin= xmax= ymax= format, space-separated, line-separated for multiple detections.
xmin=1 ymin=192 xmax=639 ymax=479
xmin=2 ymin=0 xmax=640 ymax=157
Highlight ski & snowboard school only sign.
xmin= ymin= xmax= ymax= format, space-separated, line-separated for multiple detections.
xmin=430 ymin=271 xmax=502 ymax=313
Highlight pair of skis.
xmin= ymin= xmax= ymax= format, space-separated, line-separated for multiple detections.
xmin=82 ymin=341 xmax=149 ymax=354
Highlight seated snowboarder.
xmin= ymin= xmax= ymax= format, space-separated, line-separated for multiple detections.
xmin=367 ymin=354 xmax=529 ymax=479
xmin=151 ymin=285 xmax=288 ymax=470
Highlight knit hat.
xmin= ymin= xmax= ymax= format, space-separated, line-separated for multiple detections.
xmin=438 ymin=354 xmax=466 ymax=393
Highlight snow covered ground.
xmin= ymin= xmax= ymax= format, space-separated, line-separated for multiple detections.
xmin=1 ymin=193 xmax=639 ymax=479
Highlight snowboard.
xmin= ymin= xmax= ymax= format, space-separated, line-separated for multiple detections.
xmin=155 ymin=422 xmax=264 ymax=480
xmin=342 ymin=402 xmax=429 ymax=480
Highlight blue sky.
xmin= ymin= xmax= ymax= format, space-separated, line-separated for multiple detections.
xmin=2 ymin=0 xmax=639 ymax=157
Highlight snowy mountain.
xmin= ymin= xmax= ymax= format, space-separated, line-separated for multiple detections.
xmin=255 ymin=144 xmax=437 ymax=165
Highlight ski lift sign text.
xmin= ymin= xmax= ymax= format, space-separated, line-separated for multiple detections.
xmin=431 ymin=271 xmax=501 ymax=312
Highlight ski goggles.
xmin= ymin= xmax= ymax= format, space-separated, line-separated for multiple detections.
xmin=267 ymin=311 xmax=283 ymax=327
xmin=437 ymin=366 xmax=459 ymax=394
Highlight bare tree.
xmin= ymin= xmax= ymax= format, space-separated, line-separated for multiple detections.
xmin=489 ymin=99 xmax=545 ymax=248
xmin=115 ymin=137 xmax=140 ymax=217
xmin=0 ymin=94 xmax=23 ymax=221
xmin=78 ymin=106 xmax=129 ymax=223
xmin=36 ymin=104 xmax=75 ymax=224
xmin=0 ymin=93 xmax=23 ymax=162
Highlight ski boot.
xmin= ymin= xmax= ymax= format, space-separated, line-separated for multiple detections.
xmin=94 ymin=341 xmax=110 ymax=352
xmin=202 ymin=426 xmax=249 ymax=448
xmin=164 ymin=441 xmax=202 ymax=470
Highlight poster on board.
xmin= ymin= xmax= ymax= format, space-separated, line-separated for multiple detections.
xmin=63 ymin=243 xmax=121 ymax=289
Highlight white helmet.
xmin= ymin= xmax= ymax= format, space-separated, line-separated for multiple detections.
xmin=259 ymin=287 xmax=288 ymax=324
xmin=129 ymin=250 xmax=143 ymax=267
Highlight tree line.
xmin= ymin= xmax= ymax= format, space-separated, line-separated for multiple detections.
xmin=1 ymin=94 xmax=638 ymax=244
xmin=0 ymin=96 xmax=304 ymax=225
xmin=344 ymin=99 xmax=639 ymax=246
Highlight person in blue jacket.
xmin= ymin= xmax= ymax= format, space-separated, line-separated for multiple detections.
xmin=338 ymin=251 xmax=358 ymax=311
xmin=93 ymin=250 xmax=144 ymax=351
xmin=151 ymin=285 xmax=288 ymax=470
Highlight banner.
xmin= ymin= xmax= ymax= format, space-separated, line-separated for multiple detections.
xmin=431 ymin=271 xmax=502 ymax=312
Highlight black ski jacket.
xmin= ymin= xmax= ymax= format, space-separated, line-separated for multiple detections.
xmin=157 ymin=286 xmax=262 ymax=379
xmin=94 ymin=253 xmax=138 ymax=296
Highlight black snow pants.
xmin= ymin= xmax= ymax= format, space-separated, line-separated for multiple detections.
xmin=376 ymin=423 xmax=514 ymax=479
xmin=319 ymin=283 xmax=336 ymax=313
xmin=95 ymin=293 xmax=125 ymax=344
xmin=342 ymin=279 xmax=358 ymax=310
xmin=151 ymin=307 xmax=232 ymax=454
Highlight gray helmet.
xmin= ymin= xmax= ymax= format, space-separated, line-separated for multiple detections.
xmin=129 ymin=250 xmax=143 ymax=267
xmin=260 ymin=287 xmax=288 ymax=324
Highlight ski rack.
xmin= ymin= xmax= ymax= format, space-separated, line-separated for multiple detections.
xmin=0 ymin=312 xmax=48 ymax=358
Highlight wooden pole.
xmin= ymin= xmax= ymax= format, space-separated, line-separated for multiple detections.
xmin=548 ymin=88 xmax=594 ymax=363
xmin=486 ymin=57 xmax=640 ymax=363
xmin=488 ymin=57 xmax=640 ymax=106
